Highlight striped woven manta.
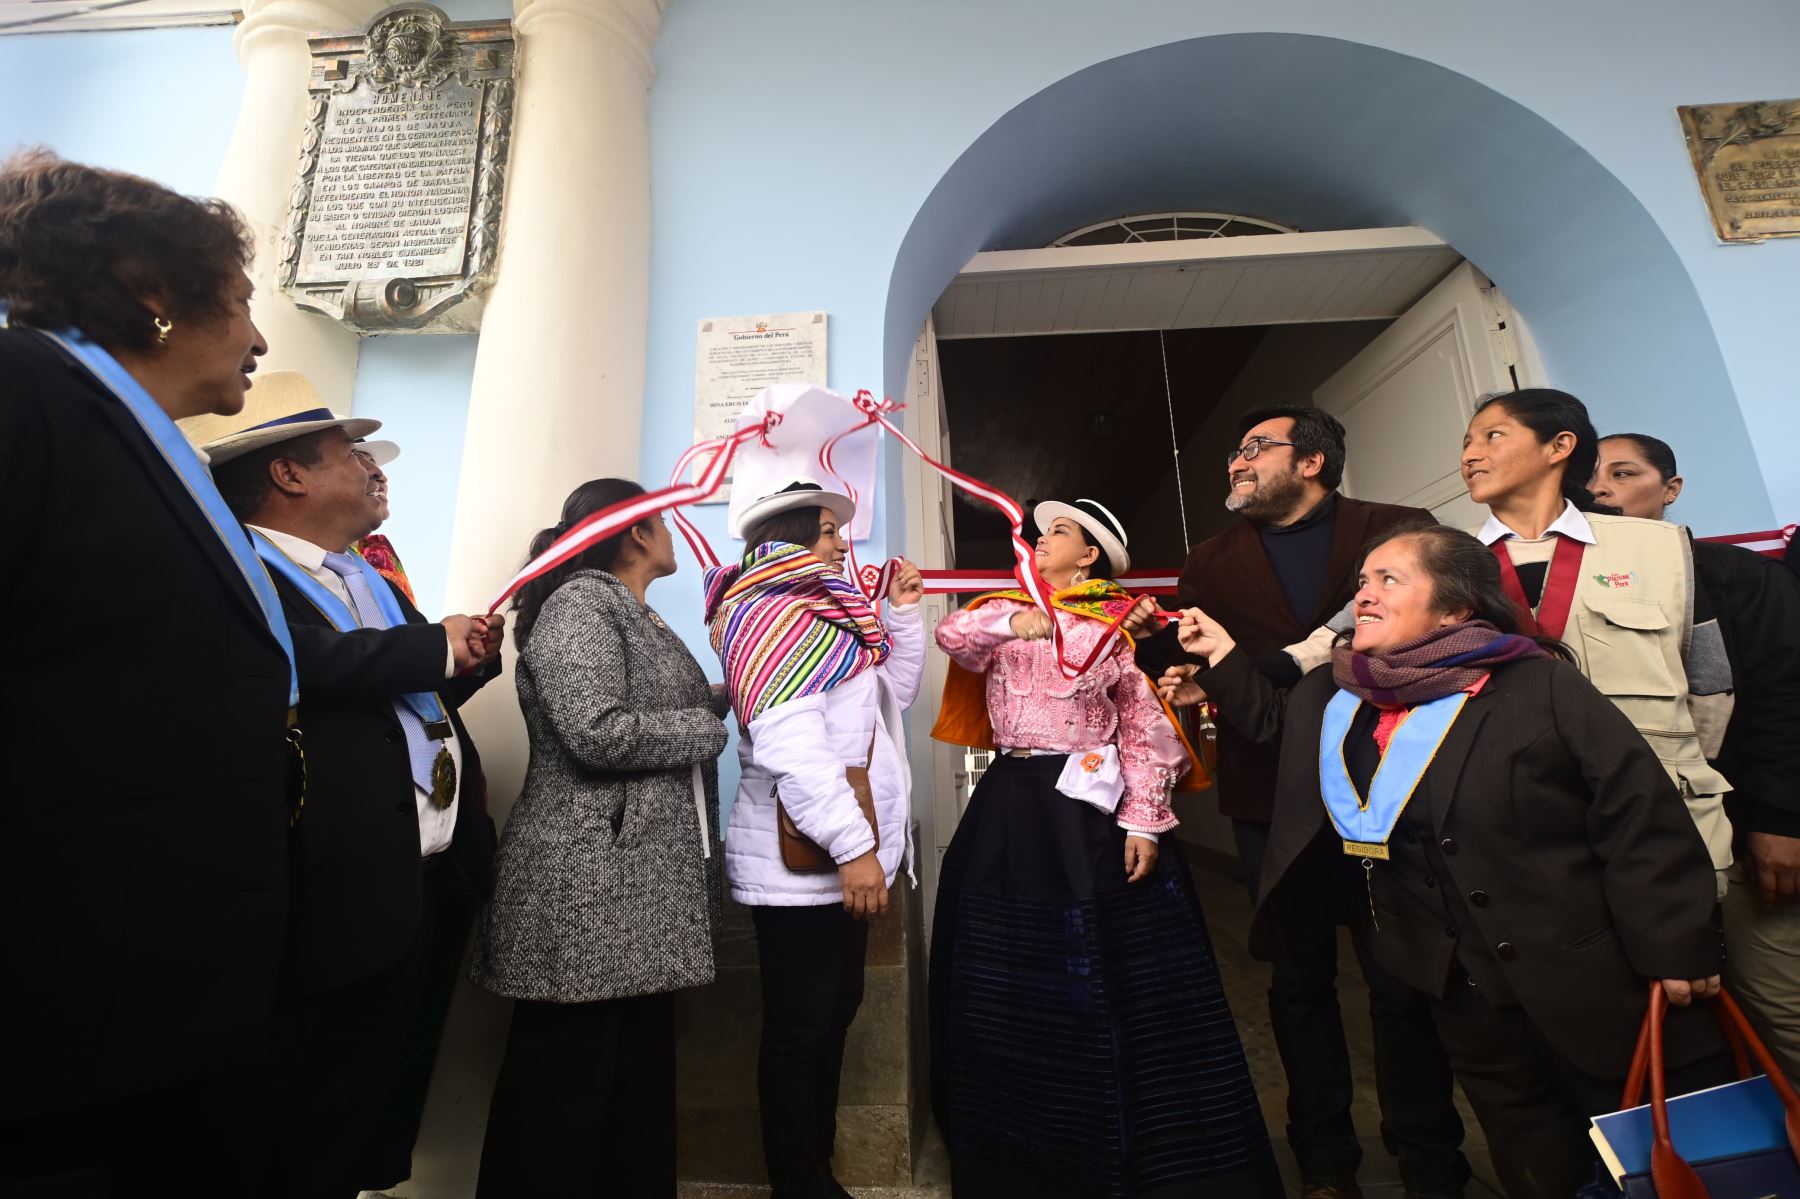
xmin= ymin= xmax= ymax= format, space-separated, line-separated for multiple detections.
xmin=704 ymin=541 xmax=892 ymax=724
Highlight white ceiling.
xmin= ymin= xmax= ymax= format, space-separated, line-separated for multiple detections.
xmin=932 ymin=226 xmax=1462 ymax=339
xmin=0 ymin=0 xmax=234 ymax=34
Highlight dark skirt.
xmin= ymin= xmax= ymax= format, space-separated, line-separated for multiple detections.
xmin=930 ymin=754 xmax=1282 ymax=1199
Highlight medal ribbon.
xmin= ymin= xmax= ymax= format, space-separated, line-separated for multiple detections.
xmin=254 ymin=536 xmax=450 ymax=731
xmin=37 ymin=328 xmax=299 ymax=710
xmin=1318 ymin=688 xmax=1471 ymax=859
xmin=1492 ymin=534 xmax=1585 ymax=640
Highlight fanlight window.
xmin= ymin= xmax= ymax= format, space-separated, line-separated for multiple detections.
xmin=1051 ymin=211 xmax=1298 ymax=247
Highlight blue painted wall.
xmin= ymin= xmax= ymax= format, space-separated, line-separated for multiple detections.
xmin=0 ymin=27 xmax=239 ymax=196
xmin=6 ymin=0 xmax=1798 ymax=644
xmin=642 ymin=0 xmax=1800 ymax=554
xmin=352 ymin=336 xmax=479 ymax=617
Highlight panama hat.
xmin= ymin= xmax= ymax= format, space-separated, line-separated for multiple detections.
xmin=735 ymin=478 xmax=857 ymax=538
xmin=180 ymin=371 xmax=398 ymax=467
xmin=1033 ymin=498 xmax=1131 ymax=576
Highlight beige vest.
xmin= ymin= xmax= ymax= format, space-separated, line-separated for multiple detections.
xmin=1523 ymin=514 xmax=1733 ymax=873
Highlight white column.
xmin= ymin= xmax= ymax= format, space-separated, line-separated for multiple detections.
xmin=441 ymin=0 xmax=667 ymax=800
xmin=402 ymin=4 xmax=668 ymax=1194
xmin=213 ymin=0 xmax=383 ymax=409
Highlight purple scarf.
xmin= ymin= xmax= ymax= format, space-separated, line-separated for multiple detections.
xmin=1332 ymin=620 xmax=1549 ymax=707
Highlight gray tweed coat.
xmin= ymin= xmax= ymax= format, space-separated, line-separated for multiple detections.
xmin=471 ymin=570 xmax=728 ymax=1002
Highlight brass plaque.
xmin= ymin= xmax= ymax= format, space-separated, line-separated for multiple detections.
xmin=1678 ymin=99 xmax=1800 ymax=243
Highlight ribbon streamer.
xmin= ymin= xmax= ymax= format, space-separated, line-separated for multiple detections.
xmin=486 ymin=414 xmax=779 ymax=615
xmin=485 ymin=386 xmax=1142 ymax=680
xmin=818 ymin=390 xmax=1137 ymax=680
xmin=489 ymin=386 xmax=1793 ymax=677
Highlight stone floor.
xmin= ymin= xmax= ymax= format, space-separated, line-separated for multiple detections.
xmin=676 ymin=857 xmax=1506 ymax=1199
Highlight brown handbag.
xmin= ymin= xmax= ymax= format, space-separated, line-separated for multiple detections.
xmin=776 ymin=731 xmax=880 ymax=873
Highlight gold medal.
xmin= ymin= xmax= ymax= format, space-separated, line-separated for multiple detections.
xmin=430 ymin=746 xmax=456 ymax=810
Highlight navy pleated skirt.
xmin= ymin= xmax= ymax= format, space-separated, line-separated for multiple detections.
xmin=929 ymin=754 xmax=1282 ymax=1199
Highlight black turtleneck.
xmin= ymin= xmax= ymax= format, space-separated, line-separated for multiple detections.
xmin=1257 ymin=492 xmax=1338 ymax=624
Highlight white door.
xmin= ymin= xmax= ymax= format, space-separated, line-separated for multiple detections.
xmin=1313 ymin=261 xmax=1539 ymax=530
xmin=900 ymin=316 xmax=969 ymax=936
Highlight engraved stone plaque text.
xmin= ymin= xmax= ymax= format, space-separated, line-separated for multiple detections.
xmin=1678 ymin=99 xmax=1800 ymax=243
xmin=280 ymin=4 xmax=514 ymax=333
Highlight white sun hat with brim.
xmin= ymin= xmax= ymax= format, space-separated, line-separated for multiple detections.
xmin=734 ymin=478 xmax=857 ymax=539
xmin=180 ymin=370 xmax=398 ymax=467
xmin=1033 ymin=498 xmax=1131 ymax=577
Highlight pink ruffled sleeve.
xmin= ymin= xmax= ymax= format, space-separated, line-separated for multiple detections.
xmin=934 ymin=603 xmax=1022 ymax=673
xmin=1109 ymin=639 xmax=1186 ymax=834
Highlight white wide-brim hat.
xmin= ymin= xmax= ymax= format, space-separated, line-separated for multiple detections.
xmin=180 ymin=370 xmax=398 ymax=467
xmin=1033 ymin=498 xmax=1131 ymax=577
xmin=736 ymin=478 xmax=857 ymax=538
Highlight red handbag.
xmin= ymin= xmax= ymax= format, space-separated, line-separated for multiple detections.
xmin=1617 ymin=981 xmax=1800 ymax=1198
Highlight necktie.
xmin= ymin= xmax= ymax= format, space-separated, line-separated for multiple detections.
xmin=321 ymin=551 xmax=447 ymax=797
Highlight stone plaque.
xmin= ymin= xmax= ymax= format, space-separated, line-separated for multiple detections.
xmin=280 ymin=4 xmax=514 ymax=333
xmin=1678 ymin=99 xmax=1800 ymax=243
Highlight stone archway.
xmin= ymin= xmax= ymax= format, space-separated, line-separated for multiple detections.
xmin=883 ymin=31 xmax=1773 ymax=534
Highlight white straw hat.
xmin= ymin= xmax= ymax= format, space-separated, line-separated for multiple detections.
xmin=1033 ymin=498 xmax=1131 ymax=576
xmin=181 ymin=371 xmax=397 ymax=466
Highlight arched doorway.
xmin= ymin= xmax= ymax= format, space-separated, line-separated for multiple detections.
xmin=882 ymin=33 xmax=1770 ymax=537
xmin=884 ymin=27 xmax=1771 ymax=912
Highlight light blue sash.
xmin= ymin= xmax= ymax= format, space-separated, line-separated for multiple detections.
xmin=252 ymin=535 xmax=450 ymax=732
xmin=1318 ymin=688 xmax=1470 ymax=859
xmin=38 ymin=327 xmax=298 ymax=709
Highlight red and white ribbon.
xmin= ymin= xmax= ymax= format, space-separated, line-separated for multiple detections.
xmin=486 ymin=414 xmax=780 ymax=615
xmin=487 ymin=387 xmax=1142 ymax=680
xmin=1699 ymin=525 xmax=1796 ymax=557
xmin=818 ymin=390 xmax=1141 ymax=679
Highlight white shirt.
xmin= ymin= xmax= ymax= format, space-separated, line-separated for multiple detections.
xmin=251 ymin=525 xmax=462 ymax=858
xmin=1475 ymin=500 xmax=1598 ymax=548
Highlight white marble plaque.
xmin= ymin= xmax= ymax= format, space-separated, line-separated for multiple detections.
xmin=692 ymin=311 xmax=828 ymax=501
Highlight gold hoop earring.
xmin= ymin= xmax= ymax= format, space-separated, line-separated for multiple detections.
xmin=153 ymin=316 xmax=173 ymax=346
xmin=1071 ymin=568 xmax=1089 ymax=585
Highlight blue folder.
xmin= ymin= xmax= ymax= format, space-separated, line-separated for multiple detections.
xmin=1590 ymin=1075 xmax=1789 ymax=1184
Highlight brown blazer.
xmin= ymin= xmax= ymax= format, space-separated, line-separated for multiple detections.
xmin=1137 ymin=495 xmax=1433 ymax=821
xmin=1203 ymin=648 xmax=1723 ymax=1080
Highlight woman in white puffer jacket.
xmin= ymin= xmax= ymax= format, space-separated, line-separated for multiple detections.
xmin=704 ymin=479 xmax=924 ymax=1199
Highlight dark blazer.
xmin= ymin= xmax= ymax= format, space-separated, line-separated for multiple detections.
xmin=1200 ymin=647 xmax=1722 ymax=1080
xmin=1 ymin=326 xmax=295 ymax=1120
xmin=0 ymin=327 xmax=460 ymax=1119
xmin=1135 ymin=495 xmax=1433 ymax=821
xmin=271 ymin=569 xmax=498 ymax=995
xmin=1692 ymin=539 xmax=1800 ymax=843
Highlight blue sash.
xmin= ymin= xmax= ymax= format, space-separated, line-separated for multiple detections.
xmin=1318 ymin=688 xmax=1471 ymax=859
xmin=38 ymin=327 xmax=299 ymax=709
xmin=252 ymin=535 xmax=451 ymax=733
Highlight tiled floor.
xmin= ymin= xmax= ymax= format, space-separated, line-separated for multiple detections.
xmin=677 ymin=858 xmax=1507 ymax=1199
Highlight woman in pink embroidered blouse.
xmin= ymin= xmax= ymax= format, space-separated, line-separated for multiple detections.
xmin=927 ymin=499 xmax=1280 ymax=1199
xmin=936 ymin=594 xmax=1188 ymax=836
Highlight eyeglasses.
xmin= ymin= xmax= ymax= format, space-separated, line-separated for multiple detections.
xmin=1226 ymin=437 xmax=1297 ymax=466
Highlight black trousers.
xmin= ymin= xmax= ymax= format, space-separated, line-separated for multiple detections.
xmin=356 ymin=863 xmax=483 ymax=1191
xmin=1235 ymin=819 xmax=1469 ymax=1196
xmin=1429 ymin=974 xmax=1734 ymax=1199
xmin=0 ymin=1068 xmax=261 ymax=1199
xmin=476 ymin=991 xmax=676 ymax=1199
xmin=751 ymin=902 xmax=869 ymax=1192
xmin=256 ymin=909 xmax=432 ymax=1199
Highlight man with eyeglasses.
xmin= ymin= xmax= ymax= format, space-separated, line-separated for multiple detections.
xmin=1131 ymin=406 xmax=1465 ymax=1199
